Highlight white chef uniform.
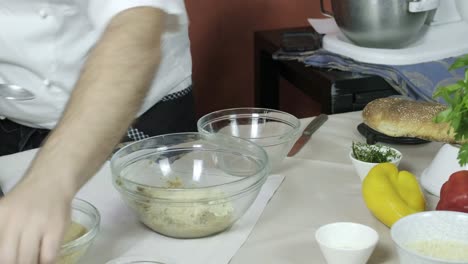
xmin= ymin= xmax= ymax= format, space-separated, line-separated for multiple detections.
xmin=0 ymin=0 xmax=192 ymax=129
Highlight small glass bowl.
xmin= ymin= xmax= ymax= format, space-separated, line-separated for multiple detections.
xmin=59 ymin=198 xmax=100 ymax=264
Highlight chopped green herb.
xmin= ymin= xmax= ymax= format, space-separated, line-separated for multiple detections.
xmin=352 ymin=142 xmax=399 ymax=163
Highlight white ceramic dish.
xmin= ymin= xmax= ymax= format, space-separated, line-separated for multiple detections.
xmin=391 ymin=211 xmax=468 ymax=264
xmin=420 ymin=144 xmax=468 ymax=196
xmin=349 ymin=145 xmax=402 ymax=181
xmin=315 ymin=222 xmax=379 ymax=264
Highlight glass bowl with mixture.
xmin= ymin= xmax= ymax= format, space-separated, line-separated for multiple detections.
xmin=59 ymin=198 xmax=100 ymax=264
xmin=110 ymin=132 xmax=270 ymax=239
xmin=197 ymin=108 xmax=300 ymax=171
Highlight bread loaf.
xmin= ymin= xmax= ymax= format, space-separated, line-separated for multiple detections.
xmin=362 ymin=97 xmax=460 ymax=143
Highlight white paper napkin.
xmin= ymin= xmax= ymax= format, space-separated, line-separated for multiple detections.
xmin=0 ymin=150 xmax=285 ymax=264
xmin=307 ymin=18 xmax=340 ymax=34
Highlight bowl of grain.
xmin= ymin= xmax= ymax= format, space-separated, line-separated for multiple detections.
xmin=110 ymin=132 xmax=270 ymax=239
xmin=391 ymin=211 xmax=468 ymax=264
xmin=59 ymin=198 xmax=100 ymax=264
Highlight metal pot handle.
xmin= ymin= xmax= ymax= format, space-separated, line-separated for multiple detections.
xmin=409 ymin=0 xmax=440 ymax=12
xmin=320 ymin=0 xmax=334 ymax=17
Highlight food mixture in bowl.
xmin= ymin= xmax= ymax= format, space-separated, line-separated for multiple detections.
xmin=58 ymin=222 xmax=88 ymax=264
xmin=406 ymin=240 xmax=468 ymax=262
xmin=116 ymin=166 xmax=237 ymax=238
xmin=59 ymin=198 xmax=100 ymax=264
xmin=129 ymin=183 xmax=235 ymax=238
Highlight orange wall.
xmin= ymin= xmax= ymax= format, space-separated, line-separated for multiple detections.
xmin=186 ymin=0 xmax=324 ymax=117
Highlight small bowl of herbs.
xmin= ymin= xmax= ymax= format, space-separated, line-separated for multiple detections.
xmin=349 ymin=142 xmax=402 ymax=181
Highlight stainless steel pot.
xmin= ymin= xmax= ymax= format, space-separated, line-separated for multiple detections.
xmin=320 ymin=0 xmax=440 ymax=48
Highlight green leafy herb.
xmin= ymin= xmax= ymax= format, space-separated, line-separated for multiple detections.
xmin=351 ymin=142 xmax=400 ymax=163
xmin=433 ymin=54 xmax=468 ymax=166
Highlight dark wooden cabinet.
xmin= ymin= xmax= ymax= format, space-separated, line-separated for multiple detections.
xmin=254 ymin=27 xmax=399 ymax=114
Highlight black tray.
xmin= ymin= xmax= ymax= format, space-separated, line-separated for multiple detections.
xmin=357 ymin=123 xmax=430 ymax=145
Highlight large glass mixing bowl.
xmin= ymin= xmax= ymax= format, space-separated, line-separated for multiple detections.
xmin=110 ymin=133 xmax=270 ymax=238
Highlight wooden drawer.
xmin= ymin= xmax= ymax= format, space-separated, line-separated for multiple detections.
xmin=331 ymin=75 xmax=399 ymax=114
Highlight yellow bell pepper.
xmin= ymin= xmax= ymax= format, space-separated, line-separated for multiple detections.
xmin=362 ymin=163 xmax=426 ymax=227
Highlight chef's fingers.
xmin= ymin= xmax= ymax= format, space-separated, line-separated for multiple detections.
xmin=39 ymin=223 xmax=65 ymax=264
xmin=0 ymin=218 xmax=20 ymax=264
xmin=17 ymin=224 xmax=42 ymax=264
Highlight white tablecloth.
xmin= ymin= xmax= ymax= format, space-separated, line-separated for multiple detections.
xmin=0 ymin=111 xmax=444 ymax=264
xmin=230 ymin=111 xmax=442 ymax=264
xmin=0 ymin=150 xmax=284 ymax=264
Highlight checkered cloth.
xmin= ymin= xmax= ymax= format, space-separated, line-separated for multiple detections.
xmin=126 ymin=126 xmax=149 ymax=141
xmin=160 ymin=87 xmax=192 ymax=102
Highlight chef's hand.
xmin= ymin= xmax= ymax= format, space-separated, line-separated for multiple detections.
xmin=0 ymin=176 xmax=72 ymax=264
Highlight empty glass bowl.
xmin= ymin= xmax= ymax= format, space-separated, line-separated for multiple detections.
xmin=59 ymin=198 xmax=100 ymax=264
xmin=197 ymin=108 xmax=301 ymax=171
xmin=110 ymin=132 xmax=270 ymax=238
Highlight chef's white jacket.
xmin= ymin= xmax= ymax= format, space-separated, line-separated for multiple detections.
xmin=0 ymin=0 xmax=192 ymax=129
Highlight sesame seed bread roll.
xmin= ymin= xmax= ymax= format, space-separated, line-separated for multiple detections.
xmin=362 ymin=97 xmax=461 ymax=143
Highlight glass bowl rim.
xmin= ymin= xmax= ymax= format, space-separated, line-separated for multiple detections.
xmin=197 ymin=107 xmax=301 ymax=142
xmin=110 ymin=132 xmax=270 ymax=198
xmin=61 ymin=198 xmax=100 ymax=253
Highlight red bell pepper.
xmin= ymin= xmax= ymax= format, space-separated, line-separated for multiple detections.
xmin=436 ymin=170 xmax=468 ymax=213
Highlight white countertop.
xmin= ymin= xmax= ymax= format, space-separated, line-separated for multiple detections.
xmin=230 ymin=111 xmax=443 ymax=264
xmin=0 ymin=111 xmax=444 ymax=264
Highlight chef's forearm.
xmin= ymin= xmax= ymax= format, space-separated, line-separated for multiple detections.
xmin=23 ymin=7 xmax=165 ymax=195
